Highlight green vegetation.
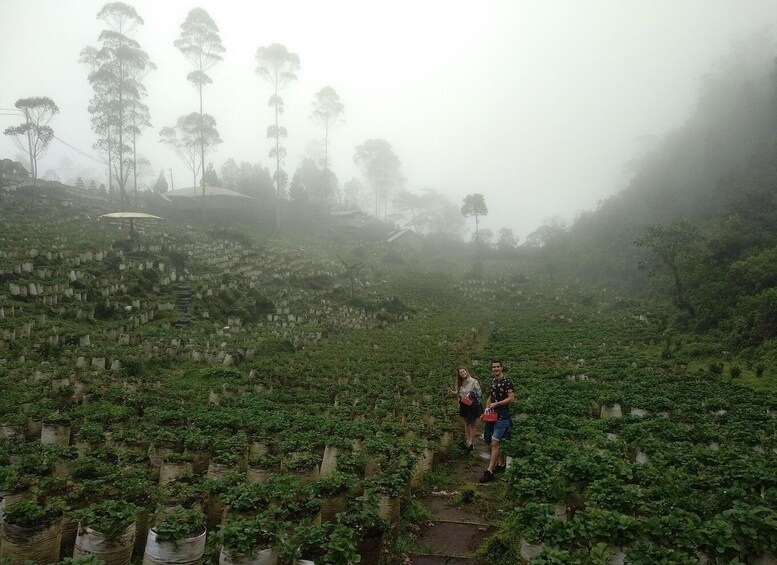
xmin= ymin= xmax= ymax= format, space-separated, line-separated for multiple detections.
xmin=2 ymin=76 xmax=777 ymax=562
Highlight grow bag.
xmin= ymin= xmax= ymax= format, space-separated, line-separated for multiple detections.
xmin=73 ymin=522 xmax=136 ymax=565
xmin=218 ymin=547 xmax=278 ymax=565
xmin=143 ymin=527 xmax=206 ymax=565
xmin=0 ymin=516 xmax=62 ymax=565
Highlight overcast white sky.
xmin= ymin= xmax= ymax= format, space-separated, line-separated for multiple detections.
xmin=2 ymin=0 xmax=777 ymax=238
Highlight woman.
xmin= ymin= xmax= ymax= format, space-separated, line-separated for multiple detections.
xmin=450 ymin=367 xmax=483 ymax=450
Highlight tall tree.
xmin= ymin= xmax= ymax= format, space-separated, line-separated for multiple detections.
xmin=153 ymin=169 xmax=168 ymax=194
xmin=342 ymin=178 xmax=364 ymax=210
xmin=634 ymin=218 xmax=704 ymax=317
xmin=128 ymin=62 xmax=155 ymax=207
xmin=3 ymin=97 xmax=59 ymax=186
xmin=461 ymin=193 xmax=488 ymax=277
xmin=394 ymin=188 xmax=460 ymax=236
xmin=289 ymin=157 xmax=336 ymax=205
xmin=175 ymin=7 xmax=224 ymax=197
xmin=221 ymin=158 xmax=274 ymax=201
xmin=353 ymin=139 xmax=403 ymax=219
xmin=160 ymin=112 xmax=221 ymax=191
xmin=255 ymin=43 xmax=300 ymax=230
xmin=497 ymin=227 xmax=518 ymax=250
xmin=82 ymin=2 xmax=151 ymax=208
xmin=310 ymin=86 xmax=344 ymax=171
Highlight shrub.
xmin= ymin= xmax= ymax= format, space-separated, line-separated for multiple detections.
xmin=729 ymin=365 xmax=742 ymax=379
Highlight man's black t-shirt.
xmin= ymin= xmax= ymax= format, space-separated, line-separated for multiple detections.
xmin=489 ymin=377 xmax=514 ymax=419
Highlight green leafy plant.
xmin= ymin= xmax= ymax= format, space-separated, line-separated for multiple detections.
xmin=337 ymin=494 xmax=390 ymax=540
xmin=3 ymin=499 xmax=62 ymax=528
xmin=279 ymin=519 xmax=328 ymax=563
xmin=76 ymin=499 xmax=139 ymax=540
xmin=217 ymin=513 xmax=278 ymax=560
xmin=152 ymin=505 xmax=205 ymax=546
xmin=313 ymin=471 xmax=356 ymax=497
xmin=325 ymin=524 xmax=361 ymax=565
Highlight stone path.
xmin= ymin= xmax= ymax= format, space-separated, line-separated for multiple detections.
xmin=407 ymin=442 xmax=501 ymax=565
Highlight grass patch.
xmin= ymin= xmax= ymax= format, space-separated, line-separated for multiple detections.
xmin=400 ymin=498 xmax=435 ymax=527
xmin=475 ymin=533 xmax=520 ymax=565
xmin=453 ymin=484 xmax=479 ymax=506
xmin=417 ymin=466 xmax=457 ymax=495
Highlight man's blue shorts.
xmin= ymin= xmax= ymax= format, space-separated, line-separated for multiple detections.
xmin=484 ymin=418 xmax=512 ymax=444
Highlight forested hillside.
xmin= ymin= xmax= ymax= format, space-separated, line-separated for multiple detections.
xmin=537 ymin=38 xmax=777 ymax=370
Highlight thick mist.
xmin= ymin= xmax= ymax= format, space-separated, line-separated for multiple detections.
xmin=2 ymin=0 xmax=777 ymax=239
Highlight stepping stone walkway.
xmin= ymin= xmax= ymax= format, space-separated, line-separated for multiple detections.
xmin=407 ymin=442 xmax=501 ymax=565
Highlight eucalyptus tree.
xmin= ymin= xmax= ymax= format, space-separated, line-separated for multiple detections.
xmin=174 ymin=7 xmax=225 ymax=196
xmin=310 ymin=86 xmax=344 ymax=171
xmin=255 ymin=42 xmax=301 ymax=230
xmin=3 ymin=97 xmax=59 ymax=186
xmin=160 ymin=112 xmax=222 ymax=192
xmin=127 ymin=61 xmax=155 ymax=206
xmin=353 ymin=139 xmax=402 ymax=219
xmin=81 ymin=2 xmax=152 ymax=208
xmin=461 ymin=193 xmax=488 ymax=277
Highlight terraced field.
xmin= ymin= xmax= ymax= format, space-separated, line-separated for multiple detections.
xmin=1 ymin=188 xmax=775 ymax=565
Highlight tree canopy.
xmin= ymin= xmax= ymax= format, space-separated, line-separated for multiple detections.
xmin=353 ymin=139 xmax=403 ymax=219
xmin=3 ymin=97 xmax=59 ymax=186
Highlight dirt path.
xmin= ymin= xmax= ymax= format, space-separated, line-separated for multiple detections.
xmin=406 ymin=442 xmax=502 ymax=565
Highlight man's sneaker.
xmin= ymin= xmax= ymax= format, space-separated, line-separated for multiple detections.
xmin=494 ymin=463 xmax=507 ymax=474
xmin=479 ymin=470 xmax=494 ymax=483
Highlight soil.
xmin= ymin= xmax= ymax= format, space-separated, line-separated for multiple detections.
xmin=407 ymin=440 xmax=502 ymax=565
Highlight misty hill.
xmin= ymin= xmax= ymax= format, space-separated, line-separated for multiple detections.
xmin=538 ymin=38 xmax=777 ymax=359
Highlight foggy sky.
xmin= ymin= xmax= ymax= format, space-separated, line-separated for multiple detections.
xmin=2 ymin=0 xmax=777 ymax=239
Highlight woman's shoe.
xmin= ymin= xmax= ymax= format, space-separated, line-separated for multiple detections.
xmin=467 ymin=443 xmax=474 ymax=451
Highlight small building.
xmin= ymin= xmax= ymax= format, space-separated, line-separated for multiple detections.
xmin=330 ymin=209 xmax=368 ymax=229
xmin=387 ymin=228 xmax=423 ymax=250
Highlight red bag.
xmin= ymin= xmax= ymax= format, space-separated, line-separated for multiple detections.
xmin=480 ymin=409 xmax=498 ymax=422
xmin=459 ymin=395 xmax=473 ymax=406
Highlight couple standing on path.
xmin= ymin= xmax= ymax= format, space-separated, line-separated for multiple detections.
xmin=451 ymin=359 xmax=515 ymax=484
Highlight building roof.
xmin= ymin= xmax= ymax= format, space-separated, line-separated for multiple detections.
xmin=330 ymin=209 xmax=365 ymax=217
xmin=387 ymin=228 xmax=419 ymax=243
xmin=99 ymin=212 xmax=164 ymax=220
xmin=164 ymin=185 xmax=253 ymax=199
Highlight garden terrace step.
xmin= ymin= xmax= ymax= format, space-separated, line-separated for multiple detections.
xmin=409 ymin=555 xmax=482 ymax=564
xmin=410 ymin=520 xmax=494 ymax=560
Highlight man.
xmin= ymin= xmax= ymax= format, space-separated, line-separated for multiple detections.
xmin=479 ymin=358 xmax=514 ymax=483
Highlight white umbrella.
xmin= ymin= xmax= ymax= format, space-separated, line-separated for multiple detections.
xmin=99 ymin=212 xmax=164 ymax=235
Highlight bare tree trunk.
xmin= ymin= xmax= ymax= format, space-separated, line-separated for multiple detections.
xmin=274 ymin=81 xmax=281 ymax=232
xmin=670 ymin=263 xmax=696 ymax=316
xmin=475 ymin=214 xmax=481 ymax=278
xmin=107 ymin=123 xmax=113 ymax=204
xmin=23 ymin=109 xmax=36 ymax=186
xmin=132 ymin=113 xmax=138 ymax=210
xmin=201 ymin=92 xmax=207 ymax=196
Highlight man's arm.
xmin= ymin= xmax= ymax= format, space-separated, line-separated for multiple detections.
xmin=491 ymin=390 xmax=514 ymax=408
